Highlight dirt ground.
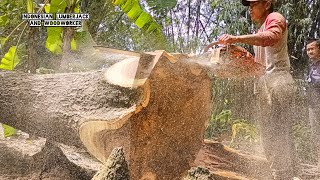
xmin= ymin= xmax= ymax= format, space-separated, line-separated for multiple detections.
xmin=1 ymin=130 xmax=320 ymax=180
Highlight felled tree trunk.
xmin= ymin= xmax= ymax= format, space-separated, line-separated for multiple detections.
xmin=0 ymin=48 xmax=212 ymax=179
xmin=194 ymin=140 xmax=271 ymax=179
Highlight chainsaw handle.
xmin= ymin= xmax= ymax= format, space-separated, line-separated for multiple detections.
xmin=204 ymin=41 xmax=219 ymax=52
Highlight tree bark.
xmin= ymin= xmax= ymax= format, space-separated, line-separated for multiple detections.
xmin=0 ymin=49 xmax=212 ymax=180
xmin=92 ymin=147 xmax=129 ymax=180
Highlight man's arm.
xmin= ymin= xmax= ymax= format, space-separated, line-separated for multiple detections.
xmin=218 ymin=12 xmax=286 ymax=47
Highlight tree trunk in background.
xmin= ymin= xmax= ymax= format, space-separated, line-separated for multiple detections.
xmin=0 ymin=48 xmax=212 ymax=180
xmin=60 ymin=26 xmax=75 ymax=71
xmin=26 ymin=28 xmax=38 ymax=73
xmin=60 ymin=6 xmax=75 ymax=71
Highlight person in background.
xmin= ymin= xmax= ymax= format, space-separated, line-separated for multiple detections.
xmin=212 ymin=0 xmax=298 ymax=179
xmin=306 ymin=38 xmax=320 ymax=169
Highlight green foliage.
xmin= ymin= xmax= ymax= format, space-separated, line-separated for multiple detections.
xmin=74 ymin=3 xmax=80 ymax=13
xmin=210 ymin=0 xmax=252 ymax=51
xmin=2 ymin=124 xmax=16 ymax=138
xmin=146 ymin=0 xmax=177 ymax=10
xmin=45 ymin=0 xmax=67 ymax=54
xmin=231 ymin=120 xmax=258 ymax=144
xmin=65 ymin=0 xmax=82 ymax=7
xmin=276 ymin=1 xmax=319 ymax=77
xmin=112 ymin=0 xmax=162 ymax=33
xmin=50 ymin=0 xmax=67 ymax=12
xmin=0 ymin=0 xmax=25 ymax=29
xmin=211 ymin=0 xmax=221 ymax=9
xmin=211 ymin=78 xmax=243 ymax=115
xmin=0 ymin=37 xmax=7 ymax=51
xmin=43 ymin=0 xmax=84 ymax=54
xmin=0 ymin=46 xmax=20 ymax=70
xmin=0 ymin=0 xmax=26 ymax=54
xmin=44 ymin=4 xmax=50 ymax=13
xmin=206 ymin=109 xmax=257 ymax=143
xmin=84 ymin=0 xmax=169 ymax=51
xmin=71 ymin=38 xmax=77 ymax=50
xmin=293 ymin=122 xmax=317 ymax=164
xmin=206 ymin=110 xmax=233 ymax=139
xmin=205 ymin=108 xmax=258 ymax=152
xmin=27 ymin=0 xmax=34 ymax=13
xmin=0 ymin=14 xmax=8 ymax=26
xmin=46 ymin=27 xmax=63 ymax=54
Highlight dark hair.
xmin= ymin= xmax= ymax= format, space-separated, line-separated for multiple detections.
xmin=307 ymin=38 xmax=320 ymax=48
xmin=270 ymin=3 xmax=274 ymax=12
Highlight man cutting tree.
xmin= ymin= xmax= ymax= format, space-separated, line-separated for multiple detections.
xmin=213 ymin=0 xmax=298 ymax=179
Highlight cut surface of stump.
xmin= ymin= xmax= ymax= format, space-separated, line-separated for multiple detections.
xmin=80 ymin=50 xmax=212 ymax=179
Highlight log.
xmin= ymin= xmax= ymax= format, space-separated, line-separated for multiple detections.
xmin=0 ymin=48 xmax=212 ymax=179
xmin=0 ymin=135 xmax=100 ymax=180
xmin=194 ymin=140 xmax=271 ymax=179
xmin=184 ymin=167 xmax=216 ymax=180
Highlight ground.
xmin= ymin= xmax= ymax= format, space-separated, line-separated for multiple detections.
xmin=1 ymin=130 xmax=320 ymax=180
xmin=0 ymin=130 xmax=101 ymax=180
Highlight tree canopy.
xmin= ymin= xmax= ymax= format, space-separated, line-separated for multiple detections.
xmin=0 ymin=0 xmax=319 ymax=76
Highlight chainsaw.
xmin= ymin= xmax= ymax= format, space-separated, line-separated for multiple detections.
xmin=191 ymin=42 xmax=265 ymax=79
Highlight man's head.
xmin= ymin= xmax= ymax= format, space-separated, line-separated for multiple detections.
xmin=306 ymin=38 xmax=320 ymax=61
xmin=241 ymin=0 xmax=274 ymax=25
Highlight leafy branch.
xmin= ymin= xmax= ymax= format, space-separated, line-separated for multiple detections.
xmin=112 ymin=0 xmax=162 ymax=33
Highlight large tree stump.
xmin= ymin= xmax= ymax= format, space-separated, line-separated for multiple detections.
xmin=0 ymin=48 xmax=212 ymax=179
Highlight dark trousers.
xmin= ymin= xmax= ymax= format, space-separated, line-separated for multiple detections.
xmin=256 ymin=71 xmax=297 ymax=179
xmin=308 ymin=87 xmax=320 ymax=167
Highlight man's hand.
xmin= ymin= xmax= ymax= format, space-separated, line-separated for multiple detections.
xmin=218 ymin=34 xmax=238 ymax=44
xmin=204 ymin=41 xmax=219 ymax=52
